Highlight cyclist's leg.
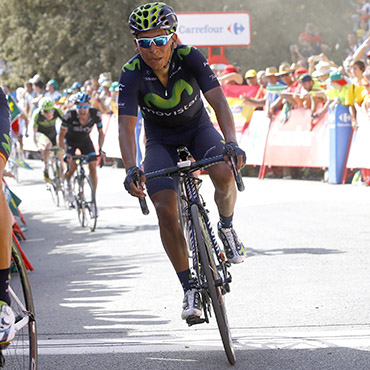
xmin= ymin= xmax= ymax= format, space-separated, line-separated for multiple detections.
xmin=35 ymin=132 xmax=53 ymax=180
xmin=190 ymin=121 xmax=246 ymax=263
xmin=151 ymin=189 xmax=189 ymax=272
xmin=145 ymin=141 xmax=188 ymax=272
xmin=0 ymin=91 xmax=15 ymax=344
xmin=64 ymin=144 xmax=78 ymax=182
xmin=79 ymin=138 xmax=98 ymax=192
xmin=144 ymin=141 xmax=198 ymax=305
xmin=189 ymin=120 xmax=236 ymax=217
xmin=87 ymin=160 xmax=98 ymax=193
xmin=0 ymin=158 xmax=12 ymax=303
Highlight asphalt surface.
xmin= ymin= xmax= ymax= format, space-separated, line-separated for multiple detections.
xmin=7 ymin=159 xmax=370 ymax=369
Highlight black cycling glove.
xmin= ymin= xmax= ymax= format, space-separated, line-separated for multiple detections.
xmin=223 ymin=142 xmax=246 ymax=163
xmin=124 ymin=166 xmax=144 ymax=192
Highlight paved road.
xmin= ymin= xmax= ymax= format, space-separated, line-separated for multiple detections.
xmin=8 ymin=160 xmax=370 ymax=369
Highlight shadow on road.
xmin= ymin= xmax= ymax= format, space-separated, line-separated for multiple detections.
xmin=38 ymin=347 xmax=370 ymax=369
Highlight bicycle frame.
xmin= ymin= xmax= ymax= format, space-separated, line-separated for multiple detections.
xmin=179 ymin=170 xmax=231 ymax=300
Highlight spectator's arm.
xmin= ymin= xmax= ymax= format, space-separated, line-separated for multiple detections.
xmin=353 ymin=34 xmax=370 ymax=61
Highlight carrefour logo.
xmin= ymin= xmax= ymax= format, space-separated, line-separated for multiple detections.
xmin=339 ymin=113 xmax=351 ymax=122
xmin=228 ymin=22 xmax=245 ymax=35
xmin=230 ymin=105 xmax=242 ymax=114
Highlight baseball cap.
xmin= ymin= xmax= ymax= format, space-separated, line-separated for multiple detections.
xmin=245 ymin=69 xmax=257 ymax=79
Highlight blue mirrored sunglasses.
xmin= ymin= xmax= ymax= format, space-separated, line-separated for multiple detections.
xmin=76 ymin=104 xmax=89 ymax=110
xmin=43 ymin=109 xmax=54 ymax=113
xmin=136 ymin=34 xmax=173 ymax=49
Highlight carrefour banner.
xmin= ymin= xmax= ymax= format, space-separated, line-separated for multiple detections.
xmin=263 ymin=108 xmax=329 ymax=168
xmin=177 ymin=12 xmax=251 ymax=47
xmin=346 ymin=108 xmax=370 ymax=169
xmin=328 ymin=104 xmax=353 ymax=184
xmin=208 ymin=85 xmax=260 ymax=142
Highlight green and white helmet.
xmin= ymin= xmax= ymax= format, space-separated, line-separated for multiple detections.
xmin=128 ymin=2 xmax=178 ymax=36
xmin=38 ymin=97 xmax=55 ymax=112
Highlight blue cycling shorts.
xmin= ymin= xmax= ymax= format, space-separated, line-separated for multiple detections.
xmin=144 ymin=119 xmax=225 ymax=196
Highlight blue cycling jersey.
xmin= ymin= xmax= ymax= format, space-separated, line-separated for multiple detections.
xmin=118 ymin=44 xmax=220 ymax=129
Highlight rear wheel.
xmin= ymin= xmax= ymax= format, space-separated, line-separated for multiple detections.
xmin=190 ymin=204 xmax=236 ymax=365
xmin=0 ymin=238 xmax=38 ymax=369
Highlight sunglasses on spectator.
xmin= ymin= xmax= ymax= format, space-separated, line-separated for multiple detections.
xmin=135 ymin=34 xmax=173 ymax=49
xmin=43 ymin=109 xmax=54 ymax=113
xmin=76 ymin=104 xmax=90 ymax=110
xmin=280 ymin=73 xmax=290 ymax=78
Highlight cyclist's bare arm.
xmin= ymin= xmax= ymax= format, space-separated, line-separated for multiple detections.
xmin=204 ymin=86 xmax=245 ymax=170
xmin=58 ymin=126 xmax=67 ymax=151
xmin=118 ymin=114 xmax=145 ymax=197
xmin=97 ymin=127 xmax=105 ymax=152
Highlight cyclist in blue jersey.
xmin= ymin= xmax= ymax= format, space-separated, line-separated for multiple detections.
xmin=59 ymin=92 xmax=105 ymax=208
xmin=0 ymin=86 xmax=16 ymax=346
xmin=119 ymin=2 xmax=247 ymax=321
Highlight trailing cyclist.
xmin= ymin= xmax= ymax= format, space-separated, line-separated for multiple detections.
xmin=0 ymin=86 xmax=15 ymax=346
xmin=119 ymin=2 xmax=247 ymax=322
xmin=32 ymin=96 xmax=64 ymax=182
xmin=59 ymin=91 xmax=105 ymax=214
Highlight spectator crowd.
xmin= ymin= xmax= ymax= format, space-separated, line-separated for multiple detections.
xmin=3 ymin=2 xmax=370 ymax=182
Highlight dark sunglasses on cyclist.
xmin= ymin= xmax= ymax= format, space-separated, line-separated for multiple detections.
xmin=43 ymin=109 xmax=54 ymax=113
xmin=135 ymin=34 xmax=173 ymax=49
xmin=76 ymin=104 xmax=89 ymax=110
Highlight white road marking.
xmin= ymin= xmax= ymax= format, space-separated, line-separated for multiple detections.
xmin=37 ymin=329 xmax=370 ymax=355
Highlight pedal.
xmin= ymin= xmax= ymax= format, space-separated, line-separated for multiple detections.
xmin=186 ymin=315 xmax=206 ymax=326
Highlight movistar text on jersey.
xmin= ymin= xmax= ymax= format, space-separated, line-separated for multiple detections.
xmin=179 ymin=25 xmax=223 ymax=34
xmin=142 ymin=95 xmax=200 ymax=116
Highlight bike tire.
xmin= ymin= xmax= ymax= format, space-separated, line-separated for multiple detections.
xmin=54 ymin=159 xmax=65 ymax=208
xmin=177 ymin=180 xmax=191 ymax=255
xmin=48 ymin=158 xmax=60 ymax=207
xmin=1 ymin=239 xmax=38 ymax=369
xmin=74 ymin=176 xmax=84 ymax=227
xmin=190 ymin=204 xmax=236 ymax=365
xmin=81 ymin=174 xmax=97 ymax=232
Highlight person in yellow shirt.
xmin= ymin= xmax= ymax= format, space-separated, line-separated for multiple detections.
xmin=317 ymin=71 xmax=366 ymax=130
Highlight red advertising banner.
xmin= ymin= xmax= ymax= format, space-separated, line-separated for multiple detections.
xmin=261 ymin=108 xmax=329 ymax=176
xmin=209 ymin=85 xmax=260 ymax=140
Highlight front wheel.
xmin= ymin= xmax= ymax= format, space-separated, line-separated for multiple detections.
xmin=190 ymin=204 xmax=236 ymax=365
xmin=48 ymin=158 xmax=60 ymax=207
xmin=73 ymin=176 xmax=84 ymax=227
xmin=81 ymin=175 xmax=97 ymax=232
xmin=1 ymin=237 xmax=38 ymax=369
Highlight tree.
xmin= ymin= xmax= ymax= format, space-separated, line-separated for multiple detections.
xmin=0 ymin=0 xmax=355 ymax=89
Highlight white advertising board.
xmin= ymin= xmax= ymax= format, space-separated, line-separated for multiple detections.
xmin=177 ymin=12 xmax=251 ymax=47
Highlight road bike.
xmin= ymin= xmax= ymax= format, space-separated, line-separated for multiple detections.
xmin=0 ymin=235 xmax=37 ymax=369
xmin=70 ymin=154 xmax=102 ymax=232
xmin=134 ymin=144 xmax=244 ymax=365
xmin=45 ymin=147 xmax=65 ymax=207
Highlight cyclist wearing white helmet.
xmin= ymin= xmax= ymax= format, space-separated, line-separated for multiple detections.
xmin=119 ymin=3 xmax=247 ymax=322
xmin=32 ymin=96 xmax=64 ymax=182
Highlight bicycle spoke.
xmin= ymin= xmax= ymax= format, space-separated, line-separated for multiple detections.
xmin=2 ymin=240 xmax=38 ymax=369
xmin=191 ymin=204 xmax=236 ymax=365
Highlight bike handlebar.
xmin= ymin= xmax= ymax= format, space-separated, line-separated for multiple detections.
xmin=66 ymin=153 xmax=105 ymax=168
xmin=134 ymin=144 xmax=245 ymax=215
